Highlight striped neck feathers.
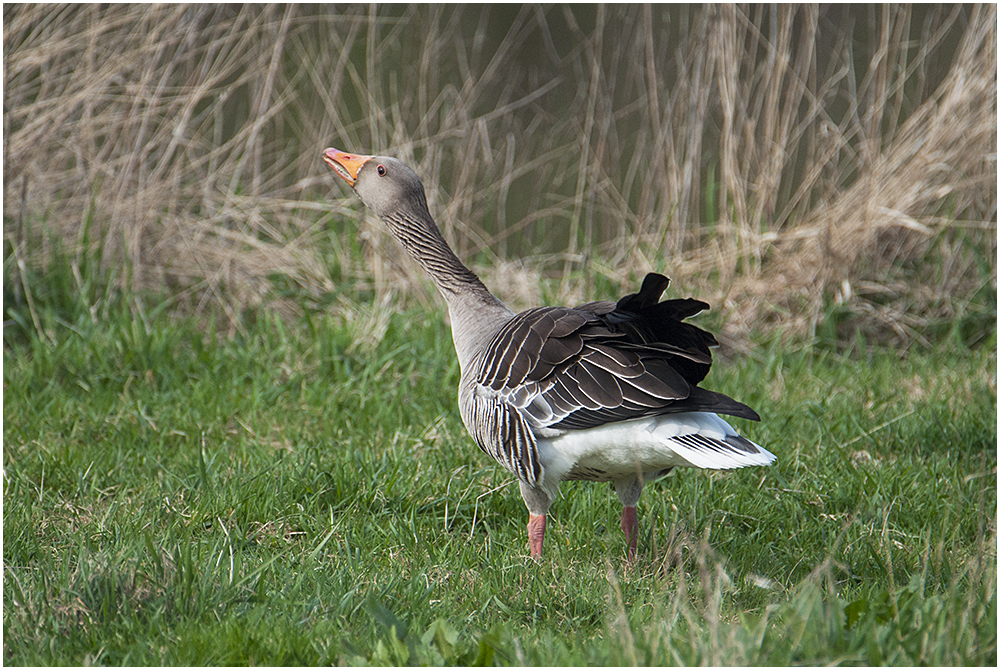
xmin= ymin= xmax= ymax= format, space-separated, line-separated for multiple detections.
xmin=379 ymin=191 xmax=493 ymax=301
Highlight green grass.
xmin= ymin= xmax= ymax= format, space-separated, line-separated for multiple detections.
xmin=3 ymin=264 xmax=996 ymax=665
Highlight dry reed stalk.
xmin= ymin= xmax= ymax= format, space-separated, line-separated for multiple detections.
xmin=4 ymin=5 xmax=995 ymax=343
xmin=721 ymin=3 xmax=997 ymax=343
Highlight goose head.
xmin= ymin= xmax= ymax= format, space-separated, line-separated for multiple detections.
xmin=322 ymin=148 xmax=429 ymax=221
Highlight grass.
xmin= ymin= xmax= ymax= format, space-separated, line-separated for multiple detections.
xmin=3 ymin=255 xmax=996 ymax=665
xmin=3 ymin=6 xmax=996 ymax=663
xmin=4 ymin=5 xmax=996 ymax=342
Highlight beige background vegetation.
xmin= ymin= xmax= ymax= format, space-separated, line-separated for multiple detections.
xmin=4 ymin=4 xmax=996 ymax=344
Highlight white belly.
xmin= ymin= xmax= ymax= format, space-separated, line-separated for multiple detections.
xmin=535 ymin=412 xmax=774 ymax=486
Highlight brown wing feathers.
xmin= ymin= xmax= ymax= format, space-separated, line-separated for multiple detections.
xmin=477 ymin=273 xmax=758 ymax=433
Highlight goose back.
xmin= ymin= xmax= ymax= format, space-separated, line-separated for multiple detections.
xmin=459 ymin=272 xmax=758 ymax=487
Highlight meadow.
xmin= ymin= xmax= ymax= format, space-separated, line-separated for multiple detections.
xmin=3 ymin=247 xmax=996 ymax=665
xmin=3 ymin=4 xmax=997 ymax=665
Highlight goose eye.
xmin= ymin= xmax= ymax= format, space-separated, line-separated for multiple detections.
xmin=376 ymin=164 xmax=386 ymax=176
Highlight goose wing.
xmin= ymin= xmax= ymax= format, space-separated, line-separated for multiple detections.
xmin=466 ymin=273 xmax=759 ymax=485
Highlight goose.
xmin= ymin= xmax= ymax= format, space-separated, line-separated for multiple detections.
xmin=322 ymin=148 xmax=775 ymax=559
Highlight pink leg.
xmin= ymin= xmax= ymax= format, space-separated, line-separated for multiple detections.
xmin=527 ymin=513 xmax=546 ymax=558
xmin=620 ymin=506 xmax=638 ymax=560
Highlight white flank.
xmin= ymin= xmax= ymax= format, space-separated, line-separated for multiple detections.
xmin=537 ymin=412 xmax=775 ymax=486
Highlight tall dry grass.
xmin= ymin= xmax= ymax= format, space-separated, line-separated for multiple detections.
xmin=4 ymin=4 xmax=996 ymax=343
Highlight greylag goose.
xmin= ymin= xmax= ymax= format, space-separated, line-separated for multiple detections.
xmin=323 ymin=148 xmax=775 ymax=559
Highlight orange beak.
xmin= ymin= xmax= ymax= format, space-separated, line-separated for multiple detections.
xmin=323 ymin=148 xmax=372 ymax=186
